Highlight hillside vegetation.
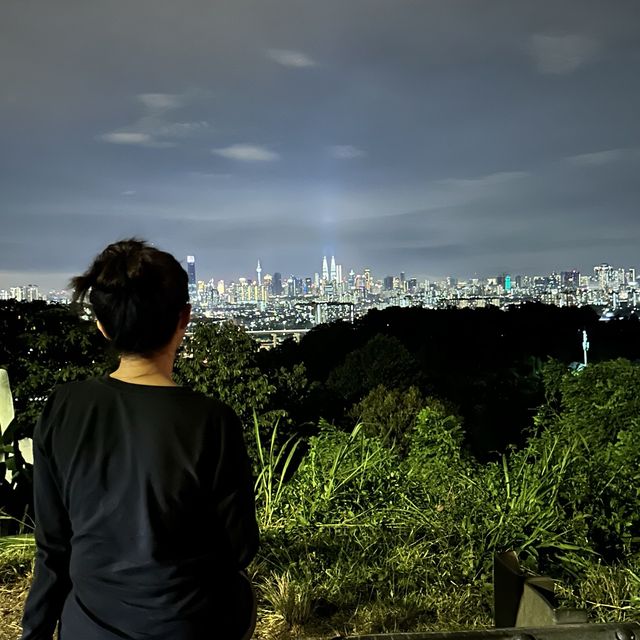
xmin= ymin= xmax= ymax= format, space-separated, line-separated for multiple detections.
xmin=1 ymin=301 xmax=639 ymax=637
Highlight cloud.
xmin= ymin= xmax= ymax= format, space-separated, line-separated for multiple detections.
xmin=437 ymin=171 xmax=530 ymax=191
xmin=212 ymin=144 xmax=280 ymax=162
xmin=529 ymin=34 xmax=600 ymax=75
xmin=151 ymin=121 xmax=210 ymax=137
xmin=137 ymin=93 xmax=184 ymax=111
xmin=186 ymin=171 xmax=234 ymax=180
xmin=329 ymin=145 xmax=366 ymax=159
xmin=566 ymin=148 xmax=626 ymax=166
xmin=99 ymin=91 xmax=210 ymax=148
xmin=99 ymin=132 xmax=155 ymax=145
xmin=267 ymin=49 xmax=317 ymax=68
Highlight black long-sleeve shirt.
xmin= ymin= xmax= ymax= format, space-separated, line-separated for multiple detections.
xmin=21 ymin=375 xmax=259 ymax=640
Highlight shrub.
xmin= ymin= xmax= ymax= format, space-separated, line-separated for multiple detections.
xmin=349 ymin=385 xmax=426 ymax=454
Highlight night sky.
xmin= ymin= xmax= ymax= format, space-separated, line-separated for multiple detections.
xmin=1 ymin=0 xmax=639 ymax=290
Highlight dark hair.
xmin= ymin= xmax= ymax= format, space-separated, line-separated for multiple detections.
xmin=70 ymin=238 xmax=189 ymax=356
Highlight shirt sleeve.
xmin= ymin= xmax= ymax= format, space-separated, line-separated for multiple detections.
xmin=211 ymin=406 xmax=259 ymax=569
xmin=21 ymin=392 xmax=72 ymax=640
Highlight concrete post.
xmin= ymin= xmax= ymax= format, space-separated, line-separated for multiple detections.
xmin=0 ymin=368 xmax=33 ymax=483
xmin=0 ymin=369 xmax=14 ymax=437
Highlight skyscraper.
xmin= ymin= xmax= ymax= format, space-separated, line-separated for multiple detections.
xmin=287 ymin=276 xmax=297 ymax=298
xmin=272 ymin=272 xmax=282 ymax=295
xmin=561 ymin=270 xmax=580 ymax=291
xmin=256 ymin=259 xmax=262 ymax=286
xmin=330 ymin=256 xmax=337 ymax=282
xmin=322 ymin=256 xmax=329 ymax=282
xmin=186 ymin=256 xmax=197 ymax=302
xmin=627 ymin=268 xmax=636 ymax=285
xmin=594 ymin=264 xmax=613 ymax=290
xmin=363 ymin=268 xmax=371 ymax=291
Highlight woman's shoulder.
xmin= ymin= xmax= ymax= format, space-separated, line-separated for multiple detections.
xmin=41 ymin=376 xmax=240 ymax=425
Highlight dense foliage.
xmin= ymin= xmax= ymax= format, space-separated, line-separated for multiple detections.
xmin=262 ymin=303 xmax=640 ymax=457
xmin=0 ymin=301 xmax=114 ymax=525
xmin=1 ymin=301 xmax=640 ymax=635
xmin=254 ymin=360 xmax=640 ymax=633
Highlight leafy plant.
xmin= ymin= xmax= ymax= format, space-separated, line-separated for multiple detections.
xmin=253 ymin=414 xmax=301 ymax=529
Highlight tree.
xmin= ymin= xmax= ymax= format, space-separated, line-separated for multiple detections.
xmin=532 ymin=359 xmax=640 ymax=562
xmin=0 ymin=301 xmax=113 ymax=522
xmin=174 ymin=321 xmax=312 ymax=468
xmin=349 ymin=385 xmax=426 ymax=454
xmin=174 ymin=321 xmax=275 ymax=427
xmin=327 ymin=334 xmax=420 ymax=403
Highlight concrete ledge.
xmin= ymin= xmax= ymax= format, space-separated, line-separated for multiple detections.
xmin=331 ymin=621 xmax=639 ymax=640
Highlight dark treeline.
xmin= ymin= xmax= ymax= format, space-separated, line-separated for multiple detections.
xmin=2 ymin=300 xmax=640 ymax=519
xmin=260 ymin=303 xmax=640 ymax=457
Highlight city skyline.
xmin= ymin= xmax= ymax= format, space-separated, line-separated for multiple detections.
xmin=4 ymin=257 xmax=636 ymax=338
xmin=1 ymin=254 xmax=636 ymax=295
xmin=1 ymin=1 xmax=639 ymax=289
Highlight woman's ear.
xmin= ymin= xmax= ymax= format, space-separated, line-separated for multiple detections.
xmin=178 ymin=305 xmax=191 ymax=330
xmin=96 ymin=320 xmax=110 ymax=341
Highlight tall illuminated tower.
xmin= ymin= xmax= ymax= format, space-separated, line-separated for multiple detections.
xmin=330 ymin=256 xmax=337 ymax=282
xmin=186 ymin=255 xmax=197 ymax=301
xmin=322 ymin=256 xmax=329 ymax=282
xmin=256 ymin=259 xmax=262 ymax=286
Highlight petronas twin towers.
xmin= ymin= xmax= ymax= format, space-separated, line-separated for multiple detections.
xmin=322 ymin=255 xmax=339 ymax=282
xmin=252 ymin=255 xmax=342 ymax=287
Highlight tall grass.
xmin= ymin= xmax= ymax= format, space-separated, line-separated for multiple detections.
xmin=250 ymin=392 xmax=640 ymax=635
xmin=253 ymin=413 xmax=301 ymax=529
xmin=0 ymin=512 xmax=35 ymax=583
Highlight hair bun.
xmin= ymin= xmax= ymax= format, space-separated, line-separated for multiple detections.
xmin=94 ymin=240 xmax=147 ymax=291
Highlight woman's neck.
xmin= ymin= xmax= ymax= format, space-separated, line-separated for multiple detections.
xmin=110 ymin=351 xmax=177 ymax=386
